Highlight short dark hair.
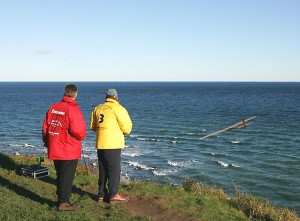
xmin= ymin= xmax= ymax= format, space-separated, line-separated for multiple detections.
xmin=64 ymin=84 xmax=78 ymax=98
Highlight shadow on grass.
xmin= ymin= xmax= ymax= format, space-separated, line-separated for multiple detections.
xmin=72 ymin=186 xmax=98 ymax=201
xmin=0 ymin=176 xmax=56 ymax=207
xmin=0 ymin=153 xmax=56 ymax=207
xmin=0 ymin=152 xmax=97 ymax=205
xmin=38 ymin=168 xmax=98 ymax=201
xmin=40 ymin=176 xmax=98 ymax=202
xmin=0 ymin=152 xmax=20 ymax=171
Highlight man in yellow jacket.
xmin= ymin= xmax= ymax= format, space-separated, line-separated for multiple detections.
xmin=90 ymin=89 xmax=132 ymax=203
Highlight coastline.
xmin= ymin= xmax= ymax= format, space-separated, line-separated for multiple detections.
xmin=1 ymin=143 xmax=300 ymax=216
xmin=0 ymin=152 xmax=299 ymax=221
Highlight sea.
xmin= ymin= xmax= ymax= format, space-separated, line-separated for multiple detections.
xmin=0 ymin=82 xmax=299 ymax=214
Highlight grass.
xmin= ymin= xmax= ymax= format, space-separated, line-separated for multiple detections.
xmin=0 ymin=152 xmax=299 ymax=221
xmin=182 ymin=179 xmax=299 ymax=221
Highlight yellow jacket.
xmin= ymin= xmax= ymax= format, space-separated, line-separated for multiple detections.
xmin=90 ymin=98 xmax=132 ymax=149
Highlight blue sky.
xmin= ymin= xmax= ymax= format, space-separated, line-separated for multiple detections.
xmin=0 ymin=0 xmax=299 ymax=82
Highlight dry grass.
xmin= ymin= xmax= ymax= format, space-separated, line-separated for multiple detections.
xmin=231 ymin=190 xmax=299 ymax=221
xmin=182 ymin=179 xmax=300 ymax=221
xmin=182 ymin=178 xmax=230 ymax=200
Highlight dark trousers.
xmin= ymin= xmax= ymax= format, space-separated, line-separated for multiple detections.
xmin=97 ymin=149 xmax=121 ymax=198
xmin=53 ymin=159 xmax=78 ymax=203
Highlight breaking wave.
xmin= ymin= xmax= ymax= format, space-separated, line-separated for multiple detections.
xmin=153 ymin=169 xmax=178 ymax=176
xmin=127 ymin=161 xmax=154 ymax=171
xmin=217 ymin=161 xmax=241 ymax=168
xmin=167 ymin=160 xmax=198 ymax=168
xmin=122 ymin=152 xmax=142 ymax=157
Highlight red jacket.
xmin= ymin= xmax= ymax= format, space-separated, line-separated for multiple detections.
xmin=42 ymin=96 xmax=86 ymax=160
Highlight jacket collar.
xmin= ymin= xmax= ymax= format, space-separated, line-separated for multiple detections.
xmin=62 ymin=96 xmax=78 ymax=105
xmin=105 ymin=98 xmax=119 ymax=104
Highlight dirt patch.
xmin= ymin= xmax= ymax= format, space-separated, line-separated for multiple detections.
xmin=123 ymin=195 xmax=199 ymax=221
xmin=75 ymin=165 xmax=200 ymax=221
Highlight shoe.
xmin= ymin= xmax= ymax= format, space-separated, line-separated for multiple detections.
xmin=110 ymin=193 xmax=129 ymax=204
xmin=98 ymin=196 xmax=104 ymax=202
xmin=58 ymin=202 xmax=78 ymax=211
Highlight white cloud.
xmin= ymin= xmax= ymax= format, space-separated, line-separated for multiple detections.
xmin=35 ymin=49 xmax=52 ymax=55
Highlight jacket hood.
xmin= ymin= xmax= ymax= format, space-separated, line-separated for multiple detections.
xmin=62 ymin=96 xmax=78 ymax=105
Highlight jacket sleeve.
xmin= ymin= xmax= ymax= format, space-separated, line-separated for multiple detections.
xmin=89 ymin=109 xmax=97 ymax=132
xmin=116 ymin=106 xmax=132 ymax=135
xmin=68 ymin=106 xmax=87 ymax=141
xmin=42 ymin=112 xmax=49 ymax=144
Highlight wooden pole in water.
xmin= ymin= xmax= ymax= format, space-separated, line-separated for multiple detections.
xmin=200 ymin=116 xmax=256 ymax=139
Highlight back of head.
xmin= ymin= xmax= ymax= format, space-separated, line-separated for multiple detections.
xmin=106 ymin=88 xmax=118 ymax=99
xmin=64 ymin=84 xmax=78 ymax=98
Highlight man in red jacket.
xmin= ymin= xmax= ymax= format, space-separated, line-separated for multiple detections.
xmin=42 ymin=84 xmax=86 ymax=211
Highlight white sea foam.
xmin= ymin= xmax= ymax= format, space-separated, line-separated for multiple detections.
xmin=137 ymin=138 xmax=147 ymax=141
xmin=210 ymin=152 xmax=228 ymax=157
xmin=153 ymin=169 xmax=178 ymax=176
xmin=81 ymin=153 xmax=97 ymax=160
xmin=8 ymin=143 xmax=36 ymax=148
xmin=137 ymin=137 xmax=160 ymax=142
xmin=8 ymin=144 xmax=24 ymax=147
xmin=217 ymin=161 xmax=241 ymax=168
xmin=153 ymin=171 xmax=166 ymax=176
xmin=82 ymin=154 xmax=91 ymax=159
xmin=230 ymin=164 xmax=241 ymax=168
xmin=24 ymin=143 xmax=35 ymax=148
xmin=122 ymin=152 xmax=142 ymax=157
xmin=121 ymin=172 xmax=131 ymax=180
xmin=231 ymin=140 xmax=240 ymax=144
xmin=150 ymin=138 xmax=160 ymax=141
xmin=125 ymin=145 xmax=140 ymax=148
xmin=82 ymin=148 xmax=96 ymax=152
xmin=167 ymin=160 xmax=198 ymax=168
xmin=172 ymin=140 xmax=179 ymax=144
xmin=187 ymin=132 xmax=195 ymax=135
xmin=127 ymin=161 xmax=154 ymax=171
xmin=218 ymin=161 xmax=229 ymax=167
